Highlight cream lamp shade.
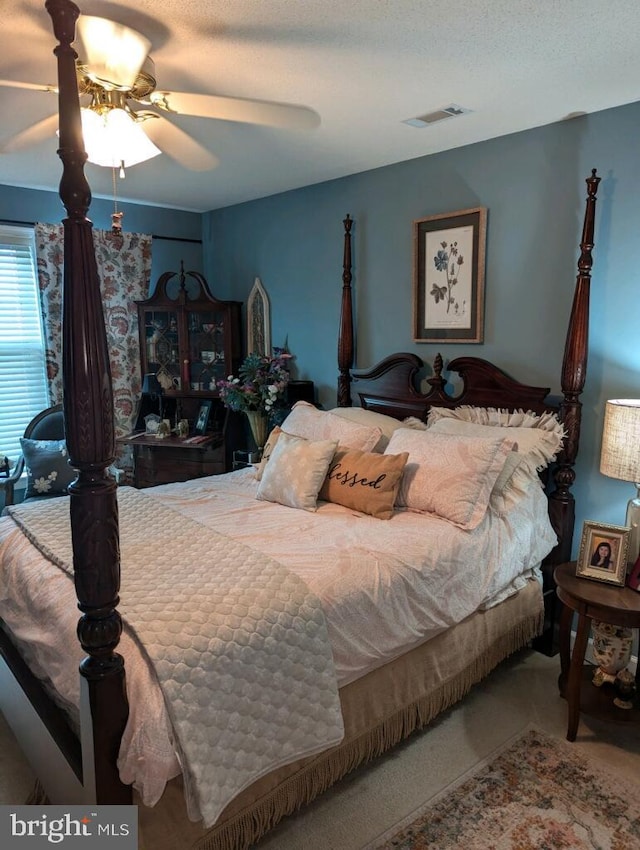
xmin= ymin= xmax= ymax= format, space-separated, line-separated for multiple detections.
xmin=599 ymin=399 xmax=640 ymax=565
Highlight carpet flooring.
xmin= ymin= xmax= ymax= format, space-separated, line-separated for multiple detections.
xmin=365 ymin=726 xmax=640 ymax=849
xmin=1 ymin=650 xmax=639 ymax=849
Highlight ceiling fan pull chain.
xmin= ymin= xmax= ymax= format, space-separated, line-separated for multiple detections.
xmin=111 ymin=167 xmax=124 ymax=233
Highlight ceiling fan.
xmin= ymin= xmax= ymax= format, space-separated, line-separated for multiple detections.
xmin=0 ymin=14 xmax=320 ymax=174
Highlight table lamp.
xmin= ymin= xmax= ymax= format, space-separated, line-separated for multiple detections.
xmin=599 ymin=399 xmax=640 ymax=565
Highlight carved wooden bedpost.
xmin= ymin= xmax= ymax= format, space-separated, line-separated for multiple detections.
xmin=549 ymin=169 xmax=600 ymax=564
xmin=337 ymin=214 xmax=354 ymax=407
xmin=46 ymin=0 xmax=130 ymax=803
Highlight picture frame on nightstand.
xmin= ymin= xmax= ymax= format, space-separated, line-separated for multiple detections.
xmin=576 ymin=520 xmax=630 ymax=586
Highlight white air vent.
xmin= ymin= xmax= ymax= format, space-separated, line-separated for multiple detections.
xmin=403 ymin=104 xmax=472 ymax=128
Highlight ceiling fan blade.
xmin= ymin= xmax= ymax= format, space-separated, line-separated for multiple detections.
xmin=149 ymin=90 xmax=320 ymax=131
xmin=0 ymin=79 xmax=58 ymax=94
xmin=142 ymin=115 xmax=219 ymax=171
xmin=1 ymin=114 xmax=59 ymax=153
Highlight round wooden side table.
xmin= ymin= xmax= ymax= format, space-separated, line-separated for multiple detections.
xmin=554 ymin=561 xmax=640 ymax=741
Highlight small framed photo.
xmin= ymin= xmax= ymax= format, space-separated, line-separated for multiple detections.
xmin=413 ymin=206 xmax=487 ymax=344
xmin=194 ymin=400 xmax=212 ymax=435
xmin=576 ymin=521 xmax=630 ymax=586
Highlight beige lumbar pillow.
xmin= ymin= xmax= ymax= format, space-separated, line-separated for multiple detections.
xmin=319 ymin=448 xmax=409 ymax=519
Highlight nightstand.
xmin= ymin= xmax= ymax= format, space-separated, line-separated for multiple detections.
xmin=554 ymin=561 xmax=640 ymax=741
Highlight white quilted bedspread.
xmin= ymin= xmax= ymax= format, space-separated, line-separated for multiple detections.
xmin=0 ymin=468 xmax=556 ymax=816
xmin=5 ymin=488 xmax=344 ymax=827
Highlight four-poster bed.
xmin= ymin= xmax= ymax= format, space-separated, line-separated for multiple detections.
xmin=0 ymin=2 xmax=599 ymax=848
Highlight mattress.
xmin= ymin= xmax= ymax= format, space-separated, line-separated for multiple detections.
xmin=0 ymin=468 xmax=556 ymax=809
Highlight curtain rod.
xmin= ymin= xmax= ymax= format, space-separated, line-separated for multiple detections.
xmin=0 ymin=218 xmax=202 ymax=244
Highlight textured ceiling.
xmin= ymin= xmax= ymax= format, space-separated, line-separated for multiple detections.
xmin=0 ymin=0 xmax=639 ymax=212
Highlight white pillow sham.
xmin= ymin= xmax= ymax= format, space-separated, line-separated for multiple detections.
xmin=256 ymin=432 xmax=338 ymax=512
xmin=426 ymin=406 xmax=565 ymax=516
xmin=281 ymin=401 xmax=382 ymax=452
xmin=385 ymin=428 xmax=515 ymax=529
xmin=426 ymin=406 xmax=565 ymax=479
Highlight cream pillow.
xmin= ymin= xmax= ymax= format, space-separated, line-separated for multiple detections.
xmin=256 ymin=432 xmax=338 ymax=512
xmin=281 ymin=401 xmax=382 ymax=452
xmin=428 ymin=419 xmax=524 ymax=495
xmin=319 ymin=448 xmax=409 ymax=519
xmin=426 ymin=406 xmax=565 ymax=479
xmin=385 ymin=429 xmax=515 ymax=529
xmin=328 ymin=407 xmax=427 ymax=451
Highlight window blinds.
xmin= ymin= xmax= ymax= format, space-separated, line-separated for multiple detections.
xmin=0 ymin=226 xmax=49 ymax=463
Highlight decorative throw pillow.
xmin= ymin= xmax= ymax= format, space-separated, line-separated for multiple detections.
xmin=425 ymin=412 xmax=565 ymax=515
xmin=254 ymin=426 xmax=282 ymax=481
xmin=20 ymin=437 xmax=75 ymax=499
xmin=328 ymin=408 xmax=427 ymax=452
xmin=281 ymin=401 xmax=382 ymax=452
xmin=256 ymin=432 xmax=339 ymax=511
xmin=426 ymin=406 xmax=565 ymax=479
xmin=385 ymin=429 xmax=515 ymax=529
xmin=319 ymin=448 xmax=409 ymax=519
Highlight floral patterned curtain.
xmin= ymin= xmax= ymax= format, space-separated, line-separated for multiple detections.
xmin=34 ymin=223 xmax=152 ymax=479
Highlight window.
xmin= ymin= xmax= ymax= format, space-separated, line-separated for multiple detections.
xmin=0 ymin=226 xmax=49 ymax=464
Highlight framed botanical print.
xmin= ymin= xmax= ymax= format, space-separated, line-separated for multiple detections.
xmin=413 ymin=207 xmax=487 ymax=343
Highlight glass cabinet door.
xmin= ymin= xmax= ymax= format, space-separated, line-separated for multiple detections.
xmin=187 ymin=310 xmax=228 ymax=391
xmin=143 ymin=309 xmax=180 ymax=387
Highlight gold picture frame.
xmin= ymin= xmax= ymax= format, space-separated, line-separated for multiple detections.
xmin=576 ymin=520 xmax=630 ymax=586
xmin=413 ymin=206 xmax=487 ymax=343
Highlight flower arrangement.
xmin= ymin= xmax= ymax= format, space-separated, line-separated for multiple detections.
xmin=216 ymin=352 xmax=290 ymax=414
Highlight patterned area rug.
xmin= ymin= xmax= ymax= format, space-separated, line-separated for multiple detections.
xmin=366 ymin=727 xmax=640 ymax=849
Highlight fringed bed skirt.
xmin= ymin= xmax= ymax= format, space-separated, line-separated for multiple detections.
xmin=138 ymin=578 xmax=543 ymax=850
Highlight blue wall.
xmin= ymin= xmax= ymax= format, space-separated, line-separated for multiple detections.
xmin=203 ymin=101 xmax=640 ymax=558
xmin=0 ymin=183 xmax=204 ymax=285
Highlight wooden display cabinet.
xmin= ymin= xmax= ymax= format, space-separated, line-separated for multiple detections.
xmin=134 ymin=266 xmax=243 ymax=484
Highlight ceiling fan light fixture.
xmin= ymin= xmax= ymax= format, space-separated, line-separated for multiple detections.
xmin=80 ymin=107 xmax=161 ymax=169
xmin=77 ymin=15 xmax=151 ymax=90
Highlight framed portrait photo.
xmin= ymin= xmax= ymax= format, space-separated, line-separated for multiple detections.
xmin=576 ymin=520 xmax=630 ymax=586
xmin=194 ymin=399 xmax=212 ymax=436
xmin=413 ymin=206 xmax=487 ymax=344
